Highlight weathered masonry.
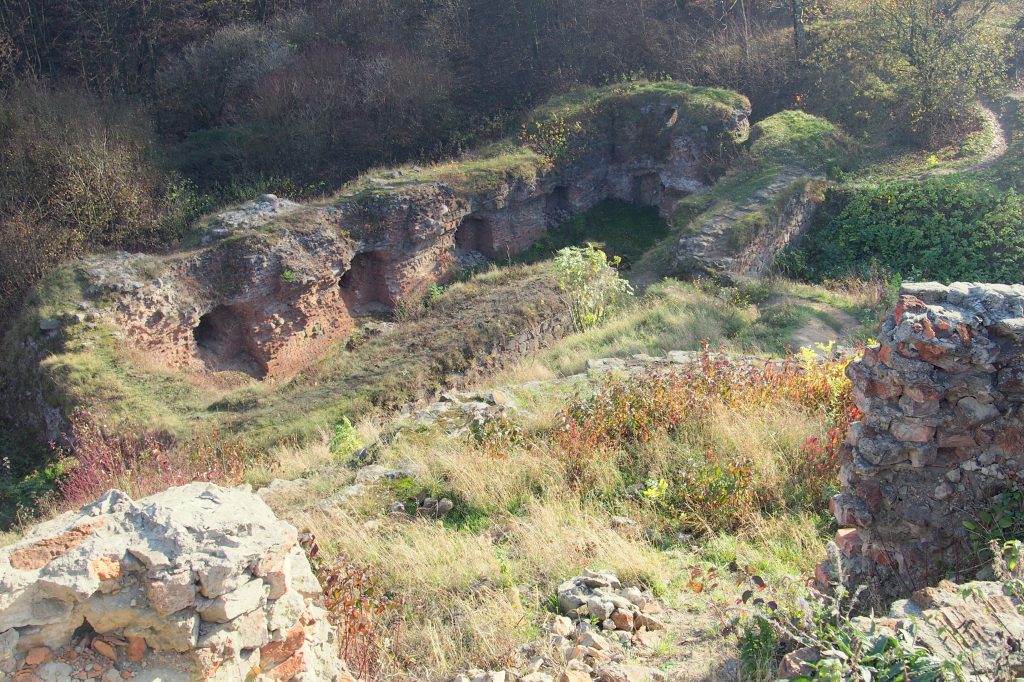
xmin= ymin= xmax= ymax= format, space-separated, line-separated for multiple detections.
xmin=830 ymin=282 xmax=1024 ymax=597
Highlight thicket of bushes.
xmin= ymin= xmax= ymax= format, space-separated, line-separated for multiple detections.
xmin=0 ymin=0 xmax=807 ymax=333
xmin=781 ymin=178 xmax=1024 ymax=284
xmin=0 ymin=86 xmax=201 ymax=328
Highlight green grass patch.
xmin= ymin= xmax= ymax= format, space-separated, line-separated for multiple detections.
xmin=516 ymin=277 xmax=874 ymax=379
xmin=697 ymin=513 xmax=831 ymax=580
xmin=528 ymin=80 xmax=750 ymax=132
xmin=516 ymin=199 xmax=670 ymax=266
xmin=336 ymin=143 xmax=549 ymax=201
xmin=748 ymin=110 xmax=853 ymax=171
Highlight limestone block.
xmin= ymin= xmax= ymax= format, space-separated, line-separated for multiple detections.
xmin=147 ymin=570 xmax=196 ymax=615
xmin=0 ymin=483 xmax=341 ymax=682
xmin=197 ymin=578 xmax=267 ymax=624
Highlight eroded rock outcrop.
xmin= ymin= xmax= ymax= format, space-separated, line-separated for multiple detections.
xmin=0 ymin=83 xmax=762 ymax=445
xmin=34 ymin=86 xmax=750 ymax=386
xmin=829 ymin=282 xmax=1024 ymax=598
xmin=0 ymin=483 xmax=345 ymax=681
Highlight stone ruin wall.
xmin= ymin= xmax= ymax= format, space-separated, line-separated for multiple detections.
xmin=829 ymin=282 xmax=1024 ymax=598
xmin=0 ymin=483 xmax=349 ymax=682
xmin=86 ymin=101 xmax=745 ymax=384
xmin=734 ymin=179 xmax=825 ymax=278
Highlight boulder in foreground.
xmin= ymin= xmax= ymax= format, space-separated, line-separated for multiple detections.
xmin=0 ymin=483 xmax=346 ymax=681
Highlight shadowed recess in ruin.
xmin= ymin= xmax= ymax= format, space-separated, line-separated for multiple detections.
xmin=631 ymin=173 xmax=664 ymax=205
xmin=193 ymin=304 xmax=267 ymax=379
xmin=455 ymin=215 xmax=496 ymax=258
xmin=545 ymin=186 xmax=572 ymax=222
xmin=339 ymin=251 xmax=391 ymax=315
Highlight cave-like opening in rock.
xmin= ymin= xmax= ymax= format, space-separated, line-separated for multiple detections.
xmin=193 ymin=304 xmax=267 ymax=378
xmin=631 ymin=173 xmax=663 ymax=205
xmin=545 ymin=186 xmax=572 ymax=220
xmin=517 ymin=199 xmax=670 ymax=267
xmin=339 ymin=251 xmax=391 ymax=315
xmin=454 ymin=215 xmax=494 ymax=259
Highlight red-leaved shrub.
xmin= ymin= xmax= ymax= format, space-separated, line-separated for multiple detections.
xmin=57 ymin=409 xmax=255 ymax=507
xmin=301 ymin=534 xmax=405 ymax=680
xmin=554 ymin=346 xmax=856 ymax=532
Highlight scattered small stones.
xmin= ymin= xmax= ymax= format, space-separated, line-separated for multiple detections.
xmin=406 ymin=390 xmax=517 ymax=437
xmin=452 ymin=671 xmax=508 ymax=682
xmin=416 ymin=497 xmax=455 ymax=519
xmin=448 ymin=581 xmax=669 ymax=682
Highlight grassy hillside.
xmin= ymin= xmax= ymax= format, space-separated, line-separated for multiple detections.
xmin=249 ymin=274 xmax=882 ymax=680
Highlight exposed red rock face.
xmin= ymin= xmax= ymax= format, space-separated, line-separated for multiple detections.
xmin=80 ymin=100 xmax=749 ymax=382
xmin=827 ymin=282 xmax=1024 ymax=599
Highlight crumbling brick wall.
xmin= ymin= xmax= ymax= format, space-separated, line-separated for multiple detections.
xmin=829 ymin=282 xmax=1024 ymax=598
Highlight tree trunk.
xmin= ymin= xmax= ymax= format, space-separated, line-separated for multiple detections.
xmin=791 ymin=0 xmax=807 ymax=59
xmin=738 ymin=0 xmax=751 ymax=62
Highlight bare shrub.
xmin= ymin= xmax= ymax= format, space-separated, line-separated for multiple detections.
xmin=155 ymin=24 xmax=292 ymax=137
xmin=0 ymin=84 xmax=191 ymax=329
xmin=301 ymin=535 xmax=405 ymax=680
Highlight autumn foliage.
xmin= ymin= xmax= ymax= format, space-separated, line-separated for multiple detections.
xmin=554 ymin=345 xmax=856 ymax=533
xmin=57 ymin=409 xmax=254 ymax=508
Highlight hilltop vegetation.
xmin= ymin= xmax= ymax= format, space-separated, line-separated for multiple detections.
xmin=1 ymin=0 xmax=1018 ymax=333
xmin=1 ymin=0 xmax=1024 ymax=678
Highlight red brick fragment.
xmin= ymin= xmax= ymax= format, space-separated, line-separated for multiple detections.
xmin=260 ymin=622 xmax=305 ymax=665
xmin=835 ymin=528 xmax=862 ymax=556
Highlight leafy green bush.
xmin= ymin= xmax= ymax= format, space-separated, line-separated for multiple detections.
xmin=553 ymin=245 xmax=634 ymax=332
xmin=781 ymin=179 xmax=1024 ymax=284
xmin=805 ymin=0 xmax=1007 ymax=145
xmin=735 ymin=575 xmax=967 ymax=681
xmin=963 ymin=489 xmax=1024 ymax=563
xmin=329 ymin=417 xmax=364 ymax=458
xmin=643 ymin=451 xmax=757 ymax=534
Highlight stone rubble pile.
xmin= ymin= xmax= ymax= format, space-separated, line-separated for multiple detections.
xmin=0 ymin=483 xmax=347 ymax=681
xmin=451 ymin=572 xmax=668 ymax=682
xmin=779 ymin=579 xmax=1024 ymax=680
xmin=830 ymin=282 xmax=1024 ymax=597
xmin=404 ymin=390 xmax=517 ymax=437
xmin=556 ymin=572 xmax=666 ymax=638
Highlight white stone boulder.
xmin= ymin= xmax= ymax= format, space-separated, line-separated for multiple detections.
xmin=0 ymin=483 xmax=345 ymax=681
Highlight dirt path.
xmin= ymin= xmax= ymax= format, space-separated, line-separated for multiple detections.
xmin=923 ymin=101 xmax=1010 ymax=177
xmin=764 ymin=294 xmax=863 ymax=349
xmin=841 ymin=98 xmax=1013 ymax=192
